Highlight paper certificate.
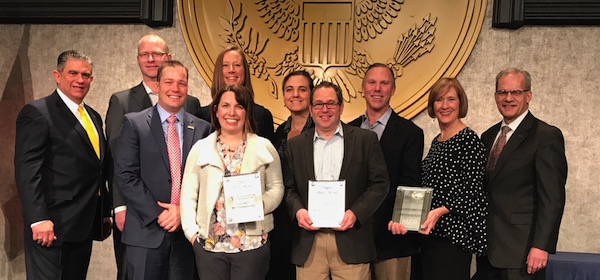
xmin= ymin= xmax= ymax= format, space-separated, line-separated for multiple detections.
xmin=308 ymin=180 xmax=345 ymax=228
xmin=223 ymin=172 xmax=264 ymax=224
xmin=391 ymin=186 xmax=433 ymax=231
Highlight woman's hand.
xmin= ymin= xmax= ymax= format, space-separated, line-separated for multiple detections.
xmin=418 ymin=206 xmax=449 ymax=235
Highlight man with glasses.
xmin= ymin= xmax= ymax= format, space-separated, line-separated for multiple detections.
xmin=105 ymin=33 xmax=200 ymax=280
xmin=349 ymin=63 xmax=424 ymax=280
xmin=474 ymin=68 xmax=567 ymax=280
xmin=284 ymin=81 xmax=388 ymax=279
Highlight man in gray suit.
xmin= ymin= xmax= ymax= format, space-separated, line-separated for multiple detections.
xmin=105 ymin=33 xmax=200 ymax=280
xmin=475 ymin=68 xmax=567 ymax=280
xmin=114 ymin=60 xmax=211 ymax=280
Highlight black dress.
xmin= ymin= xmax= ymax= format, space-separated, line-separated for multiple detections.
xmin=266 ymin=115 xmax=313 ymax=280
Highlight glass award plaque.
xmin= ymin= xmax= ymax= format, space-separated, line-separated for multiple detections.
xmin=391 ymin=186 xmax=433 ymax=231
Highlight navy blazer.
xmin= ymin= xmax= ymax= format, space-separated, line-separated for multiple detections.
xmin=481 ymin=112 xmax=567 ymax=268
xmin=349 ymin=112 xmax=424 ymax=259
xmin=106 ymin=82 xmax=201 ymax=208
xmin=114 ymin=106 xmax=211 ymax=248
xmin=15 ymin=91 xmax=110 ymax=245
xmin=284 ymin=123 xmax=388 ymax=265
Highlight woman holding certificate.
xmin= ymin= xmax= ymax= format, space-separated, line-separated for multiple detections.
xmin=180 ymin=84 xmax=284 ymax=279
xmin=390 ymin=77 xmax=487 ymax=280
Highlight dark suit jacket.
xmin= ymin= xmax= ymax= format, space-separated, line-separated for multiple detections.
xmin=481 ymin=112 xmax=567 ymax=268
xmin=14 ymin=91 xmax=110 ymax=246
xmin=284 ymin=123 xmax=388 ymax=265
xmin=196 ymin=102 xmax=275 ymax=143
xmin=105 ymin=82 xmax=201 ymax=208
xmin=349 ymin=112 xmax=424 ymax=259
xmin=114 ymin=106 xmax=211 ymax=248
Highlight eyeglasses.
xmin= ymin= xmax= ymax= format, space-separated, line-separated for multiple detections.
xmin=137 ymin=52 xmax=167 ymax=60
xmin=311 ymin=101 xmax=341 ymax=110
xmin=495 ymin=89 xmax=530 ymax=97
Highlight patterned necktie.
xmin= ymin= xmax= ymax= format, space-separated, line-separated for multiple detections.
xmin=487 ymin=126 xmax=511 ymax=173
xmin=78 ymin=106 xmax=100 ymax=159
xmin=167 ymin=115 xmax=181 ymax=205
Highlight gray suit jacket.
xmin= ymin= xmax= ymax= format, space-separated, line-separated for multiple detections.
xmin=114 ymin=106 xmax=210 ymax=248
xmin=284 ymin=123 xmax=388 ymax=265
xmin=481 ymin=112 xmax=567 ymax=268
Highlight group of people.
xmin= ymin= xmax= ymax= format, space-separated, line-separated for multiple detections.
xmin=14 ymin=32 xmax=567 ymax=280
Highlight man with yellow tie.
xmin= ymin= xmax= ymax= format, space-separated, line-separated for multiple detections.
xmin=14 ymin=50 xmax=111 ymax=280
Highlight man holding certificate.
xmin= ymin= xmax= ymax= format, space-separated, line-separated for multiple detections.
xmin=284 ymin=81 xmax=389 ymax=279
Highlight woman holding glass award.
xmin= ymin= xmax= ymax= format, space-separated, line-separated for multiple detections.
xmin=180 ymin=84 xmax=284 ymax=279
xmin=390 ymin=77 xmax=487 ymax=280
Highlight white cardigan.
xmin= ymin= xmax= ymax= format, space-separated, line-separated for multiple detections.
xmin=180 ymin=132 xmax=284 ymax=242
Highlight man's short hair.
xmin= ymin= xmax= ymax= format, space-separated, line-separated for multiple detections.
xmin=157 ymin=60 xmax=188 ymax=82
xmin=363 ymin=63 xmax=395 ymax=87
xmin=57 ymin=50 xmax=93 ymax=72
xmin=427 ymin=77 xmax=469 ymax=118
xmin=495 ymin=67 xmax=531 ymax=91
xmin=311 ymin=81 xmax=343 ymax=105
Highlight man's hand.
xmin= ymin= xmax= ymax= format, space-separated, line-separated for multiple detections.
xmin=157 ymin=201 xmax=180 ymax=232
xmin=296 ymin=209 xmax=319 ymax=231
xmin=334 ymin=210 xmax=356 ymax=231
xmin=32 ymin=220 xmax=57 ymax=247
xmin=388 ymin=220 xmax=408 ymax=235
xmin=526 ymin=247 xmax=548 ymax=274
xmin=115 ymin=210 xmax=126 ymax=231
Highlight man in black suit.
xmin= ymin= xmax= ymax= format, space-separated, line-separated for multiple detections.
xmin=114 ymin=60 xmax=211 ymax=280
xmin=285 ymin=81 xmax=388 ymax=279
xmin=475 ymin=68 xmax=567 ymax=280
xmin=105 ymin=33 xmax=200 ymax=280
xmin=15 ymin=50 xmax=111 ymax=279
xmin=349 ymin=63 xmax=424 ymax=280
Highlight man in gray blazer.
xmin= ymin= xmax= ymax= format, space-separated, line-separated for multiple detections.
xmin=285 ymin=81 xmax=388 ymax=279
xmin=105 ymin=33 xmax=200 ymax=280
xmin=475 ymin=68 xmax=567 ymax=280
xmin=114 ymin=61 xmax=211 ymax=280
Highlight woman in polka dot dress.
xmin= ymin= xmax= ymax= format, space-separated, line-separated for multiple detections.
xmin=419 ymin=77 xmax=487 ymax=280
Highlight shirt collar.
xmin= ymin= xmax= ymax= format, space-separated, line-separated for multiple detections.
xmin=56 ymin=88 xmax=83 ymax=114
xmin=142 ymin=81 xmax=154 ymax=94
xmin=361 ymin=106 xmax=393 ymax=127
xmin=156 ymin=104 xmax=185 ymax=124
xmin=502 ymin=109 xmax=529 ymax=131
xmin=313 ymin=122 xmax=344 ymax=141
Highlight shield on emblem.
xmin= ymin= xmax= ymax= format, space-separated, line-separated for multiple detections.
xmin=299 ymin=0 xmax=354 ymax=69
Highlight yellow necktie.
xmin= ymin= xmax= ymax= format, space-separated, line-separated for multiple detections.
xmin=78 ymin=106 xmax=100 ymax=159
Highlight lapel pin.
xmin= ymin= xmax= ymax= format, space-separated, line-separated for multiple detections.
xmin=187 ymin=125 xmax=195 ymax=130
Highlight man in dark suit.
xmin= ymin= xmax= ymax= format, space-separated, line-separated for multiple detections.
xmin=475 ymin=68 xmax=567 ymax=280
xmin=285 ymin=81 xmax=388 ymax=279
xmin=15 ymin=50 xmax=111 ymax=279
xmin=349 ymin=63 xmax=424 ymax=280
xmin=114 ymin=60 xmax=211 ymax=280
xmin=105 ymin=33 xmax=200 ymax=280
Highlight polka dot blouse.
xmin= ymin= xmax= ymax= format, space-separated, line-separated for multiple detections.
xmin=421 ymin=127 xmax=487 ymax=256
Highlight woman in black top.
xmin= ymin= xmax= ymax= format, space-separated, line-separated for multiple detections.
xmin=196 ymin=45 xmax=275 ymax=142
xmin=267 ymin=70 xmax=314 ymax=280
